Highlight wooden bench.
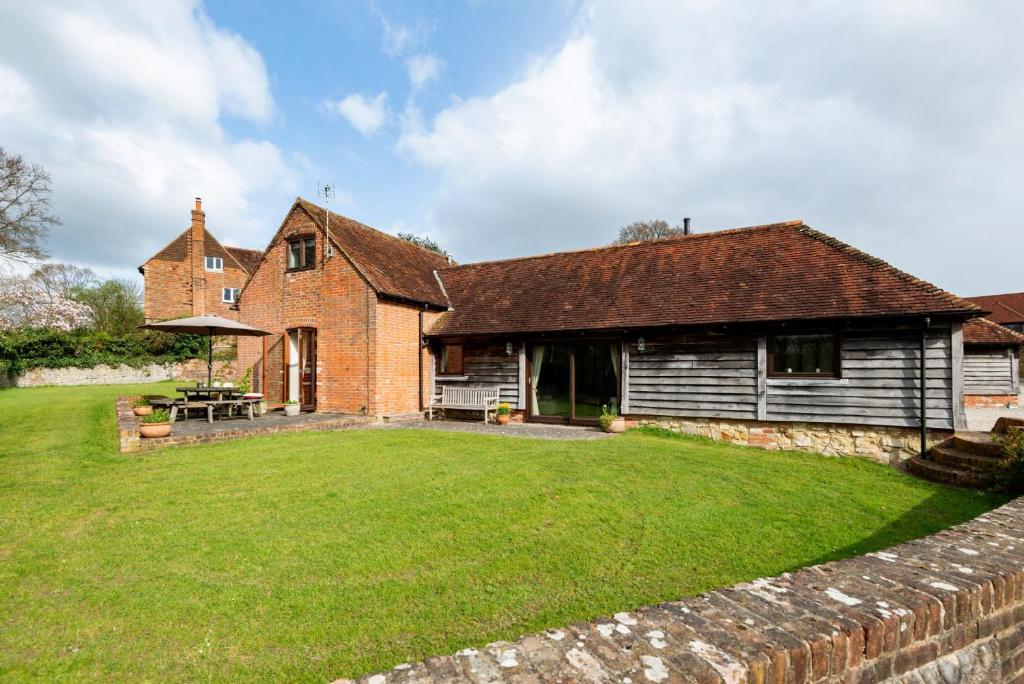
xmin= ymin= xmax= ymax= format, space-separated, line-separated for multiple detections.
xmin=204 ymin=399 xmax=260 ymax=423
xmin=428 ymin=386 xmax=501 ymax=423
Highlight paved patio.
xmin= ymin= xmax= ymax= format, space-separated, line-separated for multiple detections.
xmin=377 ymin=419 xmax=614 ymax=440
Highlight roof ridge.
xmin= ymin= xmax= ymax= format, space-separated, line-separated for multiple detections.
xmin=295 ymin=197 xmax=450 ymax=265
xmin=443 ymin=219 xmax=805 ymax=272
xmin=792 ymin=225 xmax=982 ymax=315
xmin=977 ymin=316 xmax=1024 ymax=342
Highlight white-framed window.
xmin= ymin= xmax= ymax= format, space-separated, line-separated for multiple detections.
xmin=205 ymin=256 xmax=223 ymax=271
xmin=222 ymin=287 xmax=241 ymax=303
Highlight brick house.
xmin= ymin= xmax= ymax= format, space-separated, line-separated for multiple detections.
xmin=138 ymin=198 xmax=262 ymax=322
xmin=236 ymin=199 xmax=449 ymax=417
xmin=965 ymin=292 xmax=1024 ymax=332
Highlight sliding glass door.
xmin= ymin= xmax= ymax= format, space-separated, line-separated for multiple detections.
xmin=527 ymin=342 xmax=620 ymax=424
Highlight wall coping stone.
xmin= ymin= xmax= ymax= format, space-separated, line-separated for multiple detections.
xmin=341 ymin=496 xmax=1024 ymax=683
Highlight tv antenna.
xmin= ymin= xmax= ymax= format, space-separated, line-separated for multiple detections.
xmin=317 ymin=181 xmax=335 ymax=259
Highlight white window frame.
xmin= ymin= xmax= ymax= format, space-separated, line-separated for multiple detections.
xmin=205 ymin=256 xmax=223 ymax=271
xmin=221 ymin=287 xmax=240 ymax=303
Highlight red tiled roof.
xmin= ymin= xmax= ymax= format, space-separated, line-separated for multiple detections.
xmin=296 ymin=198 xmax=450 ymax=307
xmin=963 ymin=317 xmax=1024 ymax=346
xmin=964 ymin=292 xmax=1024 ymax=325
xmin=427 ymin=221 xmax=982 ymax=337
xmin=224 ymin=246 xmax=263 ymax=274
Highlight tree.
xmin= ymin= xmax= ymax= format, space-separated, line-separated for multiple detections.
xmin=613 ymin=219 xmax=686 ymax=245
xmin=28 ymin=262 xmax=97 ymax=302
xmin=0 ymin=273 xmax=92 ymax=332
xmin=0 ymin=147 xmax=60 ymax=264
xmin=397 ymin=232 xmax=448 ymax=257
xmin=74 ymin=279 xmax=144 ymax=336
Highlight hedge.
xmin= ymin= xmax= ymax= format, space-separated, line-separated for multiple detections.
xmin=0 ymin=328 xmax=208 ymax=376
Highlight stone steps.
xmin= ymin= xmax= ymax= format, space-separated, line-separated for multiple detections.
xmin=905 ymin=430 xmax=1008 ymax=489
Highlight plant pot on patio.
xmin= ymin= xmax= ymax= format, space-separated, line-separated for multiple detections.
xmin=284 ymin=402 xmax=301 ymax=417
xmin=495 ymin=402 xmax=511 ymax=425
xmin=132 ymin=398 xmax=153 ymax=417
xmin=599 ymin=406 xmax=626 ymax=433
xmin=603 ymin=417 xmax=626 ymax=433
xmin=139 ymin=409 xmax=172 ymax=438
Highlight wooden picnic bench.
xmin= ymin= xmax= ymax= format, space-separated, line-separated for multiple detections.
xmin=428 ymin=386 xmax=501 ymax=423
xmin=151 ymin=396 xmax=260 ymax=423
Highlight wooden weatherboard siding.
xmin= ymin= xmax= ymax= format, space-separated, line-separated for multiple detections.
xmin=964 ymin=348 xmax=1018 ymax=395
xmin=626 ymin=335 xmax=759 ymax=420
xmin=622 ymin=324 xmax=958 ymax=431
xmin=765 ymin=324 xmax=954 ymax=430
xmin=434 ymin=342 xmax=520 ymax=406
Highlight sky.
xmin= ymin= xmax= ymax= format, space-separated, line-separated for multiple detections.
xmin=0 ymin=0 xmax=1021 ymax=297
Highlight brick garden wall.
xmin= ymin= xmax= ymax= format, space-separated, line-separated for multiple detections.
xmin=966 ymin=394 xmax=1019 ymax=409
xmin=349 ymin=496 xmax=1024 ymax=683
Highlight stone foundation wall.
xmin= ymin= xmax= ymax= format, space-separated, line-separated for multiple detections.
xmin=2 ymin=359 xmax=241 ymax=389
xmin=349 ymin=497 xmax=1024 ymax=684
xmin=632 ymin=415 xmax=951 ymax=464
xmin=965 ymin=394 xmax=1019 ymax=409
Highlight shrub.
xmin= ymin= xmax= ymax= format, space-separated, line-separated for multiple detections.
xmin=496 ymin=402 xmax=511 ymax=416
xmin=0 ymin=327 xmax=206 ymax=376
xmin=238 ymin=367 xmax=252 ymax=394
xmin=140 ymin=409 xmax=170 ymax=424
xmin=997 ymin=429 xmax=1024 ymax=495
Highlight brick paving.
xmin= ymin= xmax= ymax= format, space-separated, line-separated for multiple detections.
xmin=342 ymin=497 xmax=1024 ymax=683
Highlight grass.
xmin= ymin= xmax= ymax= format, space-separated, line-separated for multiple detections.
xmin=0 ymin=382 xmax=1008 ymax=681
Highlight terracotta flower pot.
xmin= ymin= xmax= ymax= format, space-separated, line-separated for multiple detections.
xmin=496 ymin=414 xmax=510 ymax=425
xmin=139 ymin=422 xmax=171 ymax=438
xmin=603 ymin=417 xmax=626 ymax=434
xmin=133 ymin=406 xmax=153 ymax=417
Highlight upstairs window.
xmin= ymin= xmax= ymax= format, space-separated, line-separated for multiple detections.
xmin=205 ymin=256 xmax=223 ymax=271
xmin=222 ymin=287 xmax=241 ymax=303
xmin=438 ymin=344 xmax=463 ymax=376
xmin=769 ymin=333 xmax=839 ymax=378
xmin=287 ymin=236 xmax=316 ymax=271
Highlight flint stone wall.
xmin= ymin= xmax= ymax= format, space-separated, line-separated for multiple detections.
xmin=347 ymin=497 xmax=1024 ymax=684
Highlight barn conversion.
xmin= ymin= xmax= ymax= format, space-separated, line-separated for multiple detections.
xmin=228 ymin=199 xmax=995 ymax=463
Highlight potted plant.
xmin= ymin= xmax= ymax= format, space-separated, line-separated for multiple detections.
xmin=139 ymin=409 xmax=172 ymax=438
xmin=495 ymin=402 xmax=512 ymax=425
xmin=599 ymin=405 xmax=626 ymax=433
xmin=132 ymin=397 xmax=153 ymax=417
xmin=284 ymin=400 xmax=301 ymax=417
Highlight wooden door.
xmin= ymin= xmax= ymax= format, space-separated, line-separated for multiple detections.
xmin=299 ymin=329 xmax=316 ymax=410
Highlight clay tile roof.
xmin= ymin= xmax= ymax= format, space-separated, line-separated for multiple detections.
xmin=296 ymin=198 xmax=450 ymax=307
xmin=427 ymin=221 xmax=982 ymax=337
xmin=964 ymin=292 xmax=1024 ymax=325
xmin=224 ymin=246 xmax=263 ymax=274
xmin=963 ymin=317 xmax=1024 ymax=346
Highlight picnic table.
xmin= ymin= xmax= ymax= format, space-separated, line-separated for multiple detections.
xmin=153 ymin=387 xmax=261 ymax=423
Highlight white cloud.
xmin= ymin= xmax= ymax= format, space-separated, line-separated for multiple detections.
xmin=406 ymin=53 xmax=444 ymax=91
xmin=398 ymin=0 xmax=1024 ymax=294
xmin=326 ymin=92 xmax=390 ymax=137
xmin=372 ymin=5 xmax=434 ymax=58
xmin=0 ymin=0 xmax=297 ymax=280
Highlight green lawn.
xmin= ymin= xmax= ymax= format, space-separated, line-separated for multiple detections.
xmin=0 ymin=382 xmax=1007 ymax=682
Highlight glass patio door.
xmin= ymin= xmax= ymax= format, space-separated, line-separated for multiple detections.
xmin=528 ymin=342 xmax=619 ymax=424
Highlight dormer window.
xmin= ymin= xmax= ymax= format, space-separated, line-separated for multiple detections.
xmin=287 ymin=236 xmax=316 ymax=271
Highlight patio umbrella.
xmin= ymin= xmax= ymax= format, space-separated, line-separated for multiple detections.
xmin=138 ymin=314 xmax=274 ymax=388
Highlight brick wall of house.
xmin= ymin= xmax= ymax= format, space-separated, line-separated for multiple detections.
xmin=237 ymin=204 xmax=378 ymax=415
xmin=374 ymin=300 xmax=436 ymax=417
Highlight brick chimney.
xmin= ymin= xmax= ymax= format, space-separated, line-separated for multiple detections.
xmin=189 ymin=197 xmax=206 ymax=315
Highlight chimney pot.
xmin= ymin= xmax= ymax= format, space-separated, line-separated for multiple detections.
xmin=195 ymin=197 xmax=202 ymax=212
xmin=683 ymin=217 xmax=691 ymax=235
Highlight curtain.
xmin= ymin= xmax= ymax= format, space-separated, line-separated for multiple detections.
xmin=530 ymin=345 xmax=545 ymax=413
xmin=609 ymin=343 xmax=620 ymax=414
xmin=440 ymin=345 xmax=449 ymax=375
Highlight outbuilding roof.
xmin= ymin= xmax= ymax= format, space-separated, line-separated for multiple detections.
xmin=427 ymin=220 xmax=982 ymax=337
xmin=963 ymin=317 xmax=1024 ymax=346
xmin=965 ymin=292 xmax=1024 ymax=325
